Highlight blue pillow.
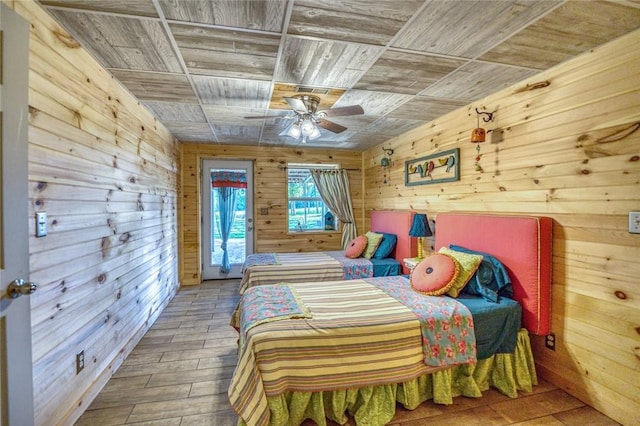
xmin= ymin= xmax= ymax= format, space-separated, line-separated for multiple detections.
xmin=449 ymin=245 xmax=513 ymax=303
xmin=373 ymin=233 xmax=398 ymax=259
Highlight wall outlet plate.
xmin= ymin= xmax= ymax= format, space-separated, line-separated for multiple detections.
xmin=35 ymin=211 xmax=47 ymax=237
xmin=545 ymin=333 xmax=556 ymax=350
xmin=629 ymin=212 xmax=640 ymax=234
xmin=76 ymin=350 xmax=85 ymax=374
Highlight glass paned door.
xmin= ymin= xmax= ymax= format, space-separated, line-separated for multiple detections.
xmin=201 ymin=159 xmax=254 ymax=280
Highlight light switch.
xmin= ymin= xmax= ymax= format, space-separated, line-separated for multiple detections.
xmin=36 ymin=211 xmax=47 ymax=237
xmin=629 ymin=212 xmax=640 ymax=234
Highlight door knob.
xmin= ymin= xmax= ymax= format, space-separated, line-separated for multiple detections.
xmin=6 ymin=279 xmax=37 ymax=299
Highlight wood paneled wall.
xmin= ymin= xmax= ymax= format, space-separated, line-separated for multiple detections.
xmin=180 ymin=144 xmax=362 ymax=285
xmin=363 ymin=30 xmax=640 ymax=425
xmin=6 ymin=1 xmax=181 ymax=424
xmin=7 ymin=0 xmax=638 ymax=424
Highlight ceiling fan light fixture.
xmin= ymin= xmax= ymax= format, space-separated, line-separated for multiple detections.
xmin=300 ymin=118 xmax=316 ymax=136
xmin=248 ymin=94 xmax=363 ymax=142
xmin=308 ymin=126 xmax=321 ymax=140
xmin=287 ymin=123 xmax=302 ymax=139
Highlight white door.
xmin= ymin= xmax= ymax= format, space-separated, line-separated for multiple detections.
xmin=0 ymin=4 xmax=35 ymax=426
xmin=201 ymin=159 xmax=254 ymax=280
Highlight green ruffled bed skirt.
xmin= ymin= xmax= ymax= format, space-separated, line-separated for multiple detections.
xmin=240 ymin=329 xmax=536 ymax=426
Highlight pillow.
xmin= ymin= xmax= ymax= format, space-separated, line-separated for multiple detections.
xmin=345 ymin=235 xmax=368 ymax=258
xmin=449 ymin=245 xmax=513 ymax=303
xmin=362 ymin=231 xmax=383 ymax=259
xmin=438 ymin=247 xmax=483 ymax=297
xmin=410 ymin=253 xmax=460 ymax=295
xmin=373 ymin=233 xmax=398 ymax=259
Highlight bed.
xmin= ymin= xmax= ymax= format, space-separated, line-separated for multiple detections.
xmin=229 ymin=213 xmax=552 ymax=426
xmin=238 ymin=210 xmax=417 ymax=294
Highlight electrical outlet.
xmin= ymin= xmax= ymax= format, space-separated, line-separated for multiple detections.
xmin=76 ymin=350 xmax=85 ymax=374
xmin=545 ymin=333 xmax=556 ymax=351
xmin=629 ymin=212 xmax=640 ymax=234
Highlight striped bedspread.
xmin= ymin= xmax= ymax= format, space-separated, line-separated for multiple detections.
xmin=239 ymin=251 xmax=372 ymax=294
xmin=229 ymin=277 xmax=475 ymax=426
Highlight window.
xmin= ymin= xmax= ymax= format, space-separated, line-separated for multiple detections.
xmin=287 ymin=163 xmax=338 ymax=232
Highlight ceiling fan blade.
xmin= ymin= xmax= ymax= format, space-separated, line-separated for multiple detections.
xmin=244 ymin=113 xmax=295 ymax=119
xmin=321 ymin=104 xmax=364 ymax=117
xmin=317 ymin=119 xmax=347 ymax=134
xmin=284 ymin=96 xmax=309 ymax=113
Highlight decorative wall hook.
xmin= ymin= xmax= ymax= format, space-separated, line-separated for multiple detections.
xmin=475 ymin=107 xmax=495 ymax=123
xmin=471 ymin=108 xmax=496 ymax=172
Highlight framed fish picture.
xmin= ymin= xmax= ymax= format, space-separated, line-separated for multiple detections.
xmin=404 ymin=148 xmax=459 ymax=186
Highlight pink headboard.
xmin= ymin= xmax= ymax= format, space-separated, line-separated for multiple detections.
xmin=435 ymin=213 xmax=552 ymax=336
xmin=370 ymin=210 xmax=417 ymax=274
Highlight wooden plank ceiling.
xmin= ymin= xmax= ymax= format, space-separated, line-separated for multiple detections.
xmin=40 ymin=0 xmax=640 ymax=150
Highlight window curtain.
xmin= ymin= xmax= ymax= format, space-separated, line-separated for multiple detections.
xmin=211 ymin=171 xmax=247 ymax=274
xmin=310 ymin=169 xmax=357 ymax=249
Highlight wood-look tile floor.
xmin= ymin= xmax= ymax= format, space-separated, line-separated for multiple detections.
xmin=75 ymin=280 xmax=620 ymax=426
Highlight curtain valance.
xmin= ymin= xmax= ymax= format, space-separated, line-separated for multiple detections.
xmin=211 ymin=171 xmax=247 ymax=188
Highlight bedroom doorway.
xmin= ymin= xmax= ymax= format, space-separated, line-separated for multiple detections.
xmin=201 ymin=159 xmax=254 ymax=280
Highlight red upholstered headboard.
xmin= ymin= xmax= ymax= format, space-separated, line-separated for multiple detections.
xmin=370 ymin=210 xmax=417 ymax=274
xmin=435 ymin=213 xmax=552 ymax=336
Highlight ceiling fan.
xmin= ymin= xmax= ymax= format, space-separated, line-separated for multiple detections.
xmin=245 ymin=95 xmax=364 ymax=143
